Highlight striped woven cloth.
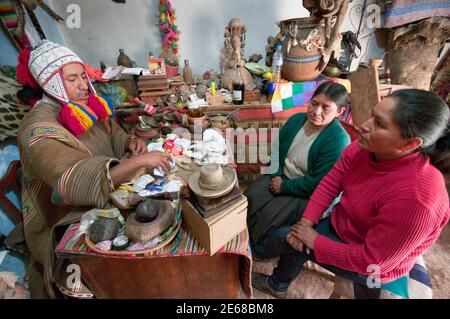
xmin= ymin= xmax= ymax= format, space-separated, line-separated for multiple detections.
xmin=0 ymin=0 xmax=31 ymax=50
xmin=381 ymin=0 xmax=450 ymax=28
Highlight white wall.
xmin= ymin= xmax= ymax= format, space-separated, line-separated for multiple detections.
xmin=46 ymin=0 xmax=384 ymax=74
xmin=0 ymin=28 xmax=18 ymax=66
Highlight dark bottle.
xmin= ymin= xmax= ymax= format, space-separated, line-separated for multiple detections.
xmin=117 ymin=49 xmax=133 ymax=68
xmin=99 ymin=61 xmax=106 ymax=72
xmin=232 ymin=65 xmax=245 ymax=105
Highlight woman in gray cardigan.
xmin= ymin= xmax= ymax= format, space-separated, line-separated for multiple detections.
xmin=245 ymin=82 xmax=351 ymax=245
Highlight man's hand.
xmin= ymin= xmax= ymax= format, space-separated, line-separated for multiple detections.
xmin=269 ymin=176 xmax=283 ymax=195
xmin=140 ymin=151 xmax=172 ymax=173
xmin=127 ymin=137 xmax=147 ymax=156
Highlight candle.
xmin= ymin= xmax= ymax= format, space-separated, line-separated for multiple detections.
xmin=211 ymin=81 xmax=216 ymax=96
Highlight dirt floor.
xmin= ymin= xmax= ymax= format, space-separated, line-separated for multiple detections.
xmin=239 ymin=223 xmax=450 ymax=299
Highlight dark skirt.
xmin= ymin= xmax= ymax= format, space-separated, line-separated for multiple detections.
xmin=244 ymin=175 xmax=309 ymax=245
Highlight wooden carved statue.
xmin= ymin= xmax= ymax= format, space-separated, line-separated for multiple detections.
xmin=265 ymin=0 xmax=352 ymax=81
xmin=219 ymin=18 xmax=255 ymax=91
xmin=11 ymin=0 xmax=63 ymax=39
xmin=303 ymin=0 xmax=353 ymax=69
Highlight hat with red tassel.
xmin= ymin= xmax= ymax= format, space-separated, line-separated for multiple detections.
xmin=28 ymin=40 xmax=114 ymax=136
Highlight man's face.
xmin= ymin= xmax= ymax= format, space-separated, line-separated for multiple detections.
xmin=61 ymin=63 xmax=89 ymax=103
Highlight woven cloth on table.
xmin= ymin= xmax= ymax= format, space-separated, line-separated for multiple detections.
xmin=56 ymin=221 xmax=253 ymax=298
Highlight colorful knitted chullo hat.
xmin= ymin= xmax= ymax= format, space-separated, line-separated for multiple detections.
xmin=27 ymin=40 xmax=114 ymax=135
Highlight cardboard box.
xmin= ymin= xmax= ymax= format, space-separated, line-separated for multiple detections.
xmin=181 ymin=195 xmax=248 ymax=255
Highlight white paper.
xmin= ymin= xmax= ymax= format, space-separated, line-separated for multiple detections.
xmin=101 ymin=66 xmax=124 ymax=80
xmin=203 ymin=128 xmax=226 ymax=143
xmin=121 ymin=67 xmax=146 ymax=75
xmin=166 ymin=133 xmax=178 ymax=141
xmin=147 ymin=143 xmax=164 ymax=153
xmin=138 ymin=189 xmax=160 ymax=197
xmin=174 ymin=138 xmax=191 ymax=151
xmin=162 ymin=180 xmax=184 ymax=193
xmin=187 ymin=99 xmax=208 ymax=109
xmin=133 ymin=174 xmax=155 ymax=192
xmin=0 ymin=250 xmax=8 ymax=265
xmin=153 ymin=160 xmax=177 ymax=177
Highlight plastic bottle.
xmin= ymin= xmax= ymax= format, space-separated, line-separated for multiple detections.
xmin=271 ymin=44 xmax=283 ymax=83
xmin=232 ymin=64 xmax=245 ymax=105
xmin=133 ymin=97 xmax=155 ymax=115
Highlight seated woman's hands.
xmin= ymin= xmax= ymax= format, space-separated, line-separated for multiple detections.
xmin=269 ymin=176 xmax=283 ymax=195
xmin=287 ymin=217 xmax=318 ymax=253
xmin=127 ymin=137 xmax=147 ymax=156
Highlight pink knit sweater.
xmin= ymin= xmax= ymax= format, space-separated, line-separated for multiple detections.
xmin=304 ymin=141 xmax=450 ymax=283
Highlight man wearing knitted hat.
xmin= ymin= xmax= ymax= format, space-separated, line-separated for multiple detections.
xmin=12 ymin=41 xmax=171 ymax=298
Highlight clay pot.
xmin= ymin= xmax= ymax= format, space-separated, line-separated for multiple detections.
xmin=187 ymin=114 xmax=206 ymax=125
xmin=125 ymin=200 xmax=175 ymax=243
xmin=322 ymin=64 xmax=342 ymax=78
xmin=188 ymin=121 xmax=208 ymax=134
xmin=280 ymin=17 xmax=327 ymax=82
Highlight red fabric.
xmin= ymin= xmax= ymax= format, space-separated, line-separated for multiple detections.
xmin=84 ymin=63 xmax=109 ymax=82
xmin=339 ymin=120 xmax=359 ymax=141
xmin=58 ymin=105 xmax=88 ymax=136
xmin=304 ymin=141 xmax=450 ymax=283
xmin=16 ymin=48 xmax=40 ymax=89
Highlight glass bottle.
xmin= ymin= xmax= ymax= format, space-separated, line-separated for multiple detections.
xmin=232 ymin=64 xmax=245 ymax=105
xmin=183 ymin=59 xmax=194 ymax=85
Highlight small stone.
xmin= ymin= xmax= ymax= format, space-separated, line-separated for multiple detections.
xmin=89 ymin=217 xmax=119 ymax=244
xmin=95 ymin=240 xmax=112 ymax=251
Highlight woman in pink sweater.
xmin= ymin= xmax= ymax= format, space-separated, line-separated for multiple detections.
xmin=252 ymin=89 xmax=450 ymax=298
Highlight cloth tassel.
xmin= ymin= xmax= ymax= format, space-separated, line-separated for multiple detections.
xmin=88 ymin=94 xmax=109 ymax=120
xmin=59 ymin=105 xmax=89 ymax=136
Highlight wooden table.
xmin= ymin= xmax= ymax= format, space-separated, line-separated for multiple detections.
xmin=70 ymin=253 xmax=240 ymax=299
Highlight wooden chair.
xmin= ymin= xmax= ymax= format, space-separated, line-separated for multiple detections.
xmin=329 ymin=255 xmax=433 ymax=299
xmin=0 ymin=160 xmax=22 ymax=224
